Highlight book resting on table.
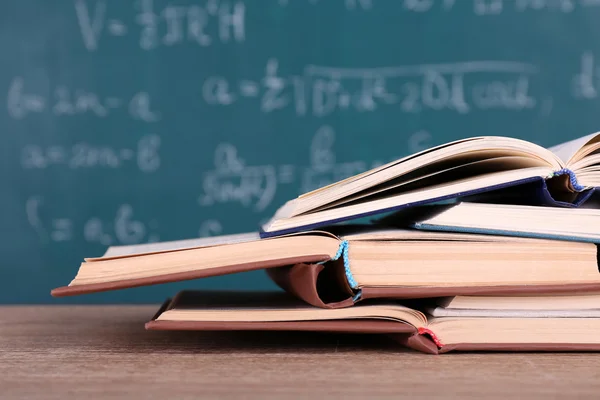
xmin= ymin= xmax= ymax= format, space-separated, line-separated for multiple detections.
xmin=146 ymin=290 xmax=600 ymax=354
xmin=50 ymin=132 xmax=600 ymax=353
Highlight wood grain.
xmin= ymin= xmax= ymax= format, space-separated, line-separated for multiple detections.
xmin=1 ymin=306 xmax=600 ymax=399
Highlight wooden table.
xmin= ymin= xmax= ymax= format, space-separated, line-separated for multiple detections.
xmin=2 ymin=306 xmax=600 ymax=399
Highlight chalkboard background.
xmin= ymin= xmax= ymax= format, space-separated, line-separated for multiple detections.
xmin=3 ymin=0 xmax=600 ymax=303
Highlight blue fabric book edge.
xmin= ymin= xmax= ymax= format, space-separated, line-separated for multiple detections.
xmin=316 ymin=239 xmax=360 ymax=292
xmin=551 ymin=168 xmax=587 ymax=192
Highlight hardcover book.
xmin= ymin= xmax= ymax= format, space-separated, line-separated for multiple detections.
xmin=260 ymin=133 xmax=600 ymax=237
xmin=52 ymin=227 xmax=600 ymax=307
xmin=146 ymin=290 xmax=600 ymax=354
xmin=407 ymin=201 xmax=600 ymax=243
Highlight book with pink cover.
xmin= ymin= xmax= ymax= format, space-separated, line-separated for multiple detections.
xmin=51 ymin=227 xmax=600 ymax=307
xmin=146 ymin=291 xmax=600 ymax=354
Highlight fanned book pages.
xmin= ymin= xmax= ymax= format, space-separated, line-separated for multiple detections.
xmin=408 ymin=202 xmax=600 ymax=243
xmin=51 ymin=226 xmax=600 ymax=307
xmin=260 ymin=133 xmax=600 ymax=237
xmin=146 ymin=291 xmax=600 ymax=354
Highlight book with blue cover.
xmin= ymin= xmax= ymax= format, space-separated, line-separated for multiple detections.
xmin=260 ymin=133 xmax=600 ymax=237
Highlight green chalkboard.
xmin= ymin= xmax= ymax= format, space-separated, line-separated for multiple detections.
xmin=3 ymin=0 xmax=600 ymax=303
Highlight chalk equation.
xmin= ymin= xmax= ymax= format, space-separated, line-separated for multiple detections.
xmin=470 ymin=0 xmax=600 ymax=15
xmin=279 ymin=0 xmax=600 ymax=13
xmin=278 ymin=0 xmax=375 ymax=10
xmin=198 ymin=142 xmax=296 ymax=212
xmin=572 ymin=52 xmax=600 ymax=100
xmin=300 ymin=126 xmax=432 ymax=192
xmin=75 ymin=0 xmax=245 ymax=52
xmin=203 ymin=58 xmax=541 ymax=117
xmin=6 ymin=77 xmax=160 ymax=122
xmin=198 ymin=125 xmax=430 ymax=211
xmin=20 ymin=135 xmax=161 ymax=172
xmin=299 ymin=125 xmax=386 ymax=193
xmin=26 ymin=196 xmax=161 ymax=246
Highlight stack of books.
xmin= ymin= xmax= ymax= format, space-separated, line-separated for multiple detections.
xmin=53 ymin=133 xmax=600 ymax=354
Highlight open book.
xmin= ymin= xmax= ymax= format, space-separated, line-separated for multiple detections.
xmin=146 ymin=291 xmax=600 ymax=354
xmin=51 ymin=226 xmax=600 ymax=307
xmin=261 ymin=133 xmax=600 ymax=237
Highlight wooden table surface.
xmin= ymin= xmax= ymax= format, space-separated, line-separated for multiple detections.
xmin=2 ymin=306 xmax=600 ymax=399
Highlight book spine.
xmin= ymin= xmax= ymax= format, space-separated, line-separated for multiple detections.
xmin=265 ymin=263 xmax=356 ymax=309
xmin=551 ymin=168 xmax=586 ymax=191
xmin=418 ymin=327 xmax=444 ymax=348
xmin=392 ymin=332 xmax=440 ymax=354
xmin=326 ymin=240 xmax=358 ymax=290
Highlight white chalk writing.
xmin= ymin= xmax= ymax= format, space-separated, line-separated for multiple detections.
xmin=278 ymin=0 xmax=598 ymax=13
xmin=202 ymin=59 xmax=540 ymax=116
xmin=196 ymin=126 xmax=430 ymax=212
xmin=408 ymin=130 xmax=434 ymax=154
xmin=300 ymin=127 xmax=434 ymax=193
xmin=75 ymin=0 xmax=245 ymax=52
xmin=402 ymin=0 xmax=457 ymax=12
xmin=198 ymin=143 xmax=294 ymax=212
xmin=21 ymin=135 xmax=161 ymax=172
xmin=572 ymin=51 xmax=600 ymax=99
xmin=472 ymin=0 xmax=600 ymax=14
xmin=279 ymin=0 xmax=374 ymax=10
xmin=26 ymin=197 xmax=160 ymax=245
xmin=300 ymin=125 xmax=387 ymax=193
xmin=7 ymin=77 xmax=160 ymax=121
